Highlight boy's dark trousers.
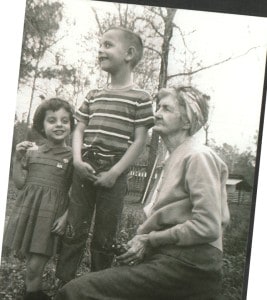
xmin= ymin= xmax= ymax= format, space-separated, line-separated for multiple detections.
xmin=56 ymin=152 xmax=127 ymax=282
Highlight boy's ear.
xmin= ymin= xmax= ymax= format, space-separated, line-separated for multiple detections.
xmin=125 ymin=46 xmax=136 ymax=63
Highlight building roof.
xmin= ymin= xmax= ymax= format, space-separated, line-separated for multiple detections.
xmin=226 ymin=176 xmax=252 ymax=192
xmin=226 ymin=179 xmax=243 ymax=186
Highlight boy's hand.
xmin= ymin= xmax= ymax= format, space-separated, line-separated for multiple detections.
xmin=94 ymin=169 xmax=119 ymax=188
xmin=15 ymin=141 xmax=36 ymax=160
xmin=74 ymin=160 xmax=98 ymax=181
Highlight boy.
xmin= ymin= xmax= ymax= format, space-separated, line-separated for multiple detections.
xmin=56 ymin=27 xmax=154 ymax=283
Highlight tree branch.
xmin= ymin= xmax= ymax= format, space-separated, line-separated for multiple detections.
xmin=124 ymin=4 xmax=129 ymax=26
xmin=117 ymin=4 xmax=123 ymax=26
xmin=134 ymin=16 xmax=164 ymax=38
xmin=146 ymin=19 xmax=164 ymax=38
xmin=91 ymin=7 xmax=103 ymax=35
xmin=147 ymin=6 xmax=165 ymax=19
xmin=172 ymin=23 xmax=195 ymax=55
xmin=144 ymin=45 xmax=162 ymax=57
xmin=167 ymin=45 xmax=263 ymax=80
xmin=159 ymin=7 xmax=166 ymax=19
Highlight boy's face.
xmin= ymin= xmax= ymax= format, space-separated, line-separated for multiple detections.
xmin=99 ymin=29 xmax=129 ymax=74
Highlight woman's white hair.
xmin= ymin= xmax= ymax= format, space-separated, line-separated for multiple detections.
xmin=156 ymin=86 xmax=210 ymax=135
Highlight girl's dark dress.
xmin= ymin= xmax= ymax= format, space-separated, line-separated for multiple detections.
xmin=3 ymin=143 xmax=73 ymax=257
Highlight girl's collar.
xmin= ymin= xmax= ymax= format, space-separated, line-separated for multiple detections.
xmin=40 ymin=143 xmax=71 ymax=154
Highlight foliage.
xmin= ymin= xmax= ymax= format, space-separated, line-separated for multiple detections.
xmin=211 ymin=141 xmax=256 ymax=186
xmin=12 ymin=121 xmax=28 ymax=148
xmin=19 ymin=0 xmax=63 ymax=83
xmin=222 ymin=203 xmax=252 ymax=300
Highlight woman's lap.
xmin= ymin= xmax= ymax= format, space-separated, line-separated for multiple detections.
xmin=56 ymin=252 xmax=222 ymax=300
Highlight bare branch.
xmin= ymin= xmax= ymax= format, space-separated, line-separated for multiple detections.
xmin=167 ymin=45 xmax=263 ymax=80
xmin=145 ymin=6 xmax=162 ymax=18
xmin=172 ymin=23 xmax=194 ymax=55
xmin=159 ymin=7 xmax=166 ymax=19
xmin=145 ymin=18 xmax=164 ymax=38
xmin=147 ymin=6 xmax=166 ymax=20
xmin=117 ymin=4 xmax=123 ymax=26
xmin=144 ymin=45 xmax=162 ymax=57
xmin=91 ymin=7 xmax=103 ymax=35
xmin=124 ymin=4 xmax=129 ymax=26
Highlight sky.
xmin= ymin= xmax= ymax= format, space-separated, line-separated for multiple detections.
xmin=171 ymin=9 xmax=267 ymax=151
xmin=0 ymin=1 xmax=266 ymax=298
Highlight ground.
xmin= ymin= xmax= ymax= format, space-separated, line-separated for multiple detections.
xmin=0 ymin=181 xmax=252 ymax=300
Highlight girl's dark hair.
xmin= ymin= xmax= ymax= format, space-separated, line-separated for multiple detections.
xmin=32 ymin=98 xmax=75 ymax=138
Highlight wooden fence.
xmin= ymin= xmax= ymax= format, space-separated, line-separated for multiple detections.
xmin=125 ymin=164 xmax=252 ymax=205
xmin=126 ymin=164 xmax=147 ymax=198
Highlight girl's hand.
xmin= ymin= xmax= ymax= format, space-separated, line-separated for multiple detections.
xmin=51 ymin=213 xmax=68 ymax=236
xmin=94 ymin=169 xmax=119 ymax=188
xmin=74 ymin=160 xmax=98 ymax=182
xmin=15 ymin=141 xmax=36 ymax=160
xmin=115 ymin=234 xmax=149 ymax=266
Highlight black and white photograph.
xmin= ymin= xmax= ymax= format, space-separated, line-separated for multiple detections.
xmin=0 ymin=0 xmax=266 ymax=299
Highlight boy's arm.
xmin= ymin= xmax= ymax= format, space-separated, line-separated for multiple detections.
xmin=94 ymin=126 xmax=148 ymax=188
xmin=72 ymin=121 xmax=86 ymax=164
xmin=112 ymin=126 xmax=148 ymax=175
xmin=72 ymin=121 xmax=97 ymax=181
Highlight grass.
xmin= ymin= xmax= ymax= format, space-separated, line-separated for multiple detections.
xmin=0 ymin=182 xmax=253 ymax=299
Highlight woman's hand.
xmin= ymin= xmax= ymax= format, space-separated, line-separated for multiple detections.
xmin=116 ymin=234 xmax=150 ymax=266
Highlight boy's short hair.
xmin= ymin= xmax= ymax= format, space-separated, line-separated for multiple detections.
xmin=106 ymin=26 xmax=143 ymax=69
xmin=33 ymin=98 xmax=75 ymax=138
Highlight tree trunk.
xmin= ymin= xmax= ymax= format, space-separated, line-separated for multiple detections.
xmin=25 ymin=44 xmax=43 ymax=140
xmin=143 ymin=9 xmax=176 ymax=201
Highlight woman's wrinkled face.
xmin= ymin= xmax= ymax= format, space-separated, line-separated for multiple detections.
xmin=153 ymin=95 xmax=186 ymax=137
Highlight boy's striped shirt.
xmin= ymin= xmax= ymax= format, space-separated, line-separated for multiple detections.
xmin=75 ymin=85 xmax=154 ymax=158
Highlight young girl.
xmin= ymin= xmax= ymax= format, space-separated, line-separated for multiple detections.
xmin=3 ymin=98 xmax=74 ymax=300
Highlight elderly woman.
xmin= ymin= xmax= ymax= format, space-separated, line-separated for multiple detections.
xmin=55 ymin=86 xmax=230 ymax=300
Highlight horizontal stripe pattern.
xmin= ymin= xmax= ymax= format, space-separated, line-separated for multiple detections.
xmin=75 ymin=86 xmax=154 ymax=156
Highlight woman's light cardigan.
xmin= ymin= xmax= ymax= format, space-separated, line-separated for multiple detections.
xmin=138 ymin=137 xmax=230 ymax=252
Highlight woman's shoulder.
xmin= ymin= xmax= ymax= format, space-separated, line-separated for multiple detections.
xmin=185 ymin=141 xmax=227 ymax=169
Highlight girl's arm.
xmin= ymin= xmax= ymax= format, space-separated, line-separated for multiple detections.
xmin=12 ymin=156 xmax=28 ymax=189
xmin=12 ymin=141 xmax=33 ymax=189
